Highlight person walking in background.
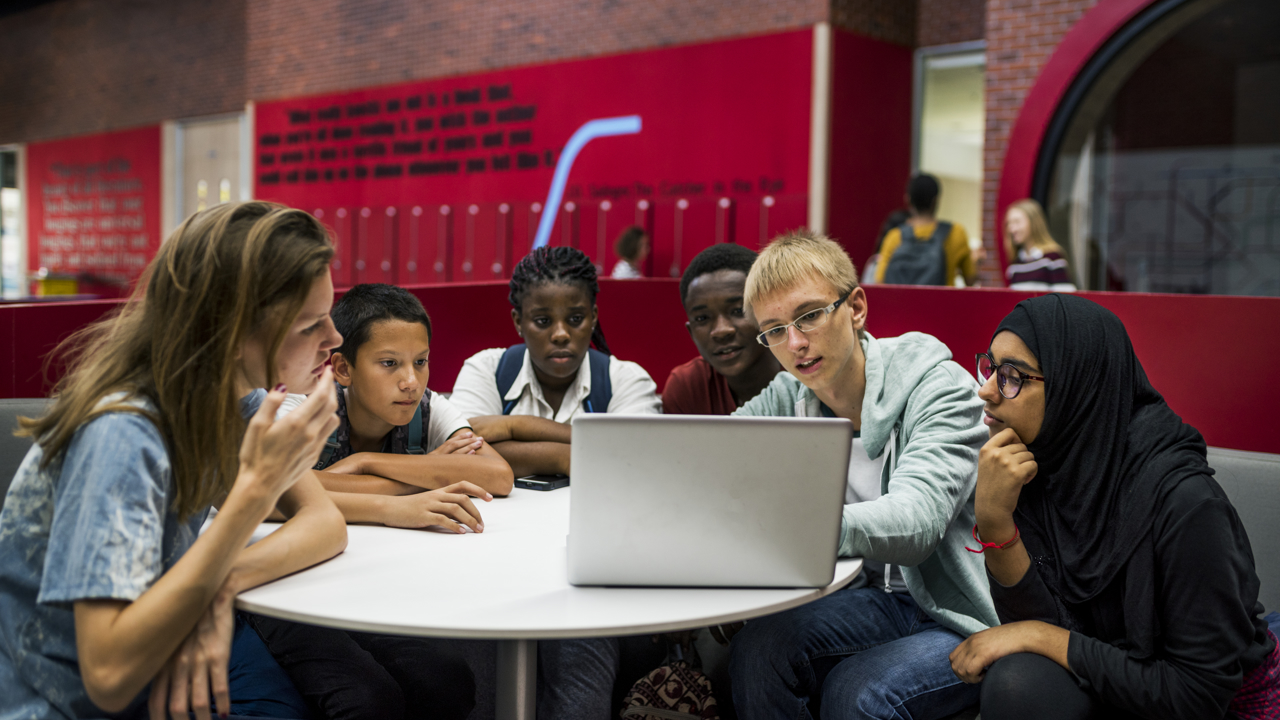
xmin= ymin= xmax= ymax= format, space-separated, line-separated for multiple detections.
xmin=611 ymin=226 xmax=649 ymax=279
xmin=876 ymin=173 xmax=978 ymax=287
xmin=1003 ymin=199 xmax=1077 ymax=291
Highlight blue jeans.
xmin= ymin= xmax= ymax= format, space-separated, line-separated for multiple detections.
xmin=729 ymin=586 xmax=979 ymax=720
xmin=536 ymin=635 xmax=667 ymax=720
xmin=538 ymin=638 xmax=618 ymax=720
xmin=227 ymin=614 xmax=312 ymax=718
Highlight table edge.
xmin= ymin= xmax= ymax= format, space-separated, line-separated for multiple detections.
xmin=236 ymin=558 xmax=863 ymax=639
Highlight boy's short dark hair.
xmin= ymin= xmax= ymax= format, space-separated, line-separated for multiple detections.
xmin=331 ymin=283 xmax=432 ymax=362
xmin=907 ymin=173 xmax=941 ymax=214
xmin=679 ymin=243 xmax=759 ymax=306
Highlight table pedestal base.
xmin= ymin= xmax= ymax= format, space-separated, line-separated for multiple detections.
xmin=496 ymin=638 xmax=538 ymax=720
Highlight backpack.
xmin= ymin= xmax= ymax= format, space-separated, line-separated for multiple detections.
xmin=881 ymin=221 xmax=951 ymax=286
xmin=495 ymin=343 xmax=612 ymax=415
xmin=620 ymin=644 xmax=719 ymax=720
xmin=315 ymin=390 xmax=431 ymax=470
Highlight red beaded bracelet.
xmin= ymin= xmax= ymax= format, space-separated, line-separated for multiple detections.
xmin=965 ymin=523 xmax=1020 ymax=553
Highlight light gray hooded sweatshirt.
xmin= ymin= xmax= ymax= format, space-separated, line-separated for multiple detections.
xmin=734 ymin=331 xmax=999 ymax=636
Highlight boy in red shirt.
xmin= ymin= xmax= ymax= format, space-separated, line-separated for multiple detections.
xmin=663 ymin=244 xmax=782 ymax=414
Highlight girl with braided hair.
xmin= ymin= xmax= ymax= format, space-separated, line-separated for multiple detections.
xmin=450 ymin=245 xmax=662 ymax=719
xmin=450 ymin=245 xmax=659 ymax=477
xmin=509 ymin=243 xmax=614 ymax=356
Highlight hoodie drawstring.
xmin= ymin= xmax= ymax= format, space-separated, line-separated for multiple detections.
xmin=884 ymin=427 xmax=898 ymax=593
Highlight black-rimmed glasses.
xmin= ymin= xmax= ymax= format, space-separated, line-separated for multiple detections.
xmin=976 ymin=353 xmax=1044 ymax=399
xmin=756 ymin=293 xmax=851 ymax=347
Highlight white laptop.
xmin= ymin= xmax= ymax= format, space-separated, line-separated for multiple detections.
xmin=566 ymin=414 xmax=853 ymax=588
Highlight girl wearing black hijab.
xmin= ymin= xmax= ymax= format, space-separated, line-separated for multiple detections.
xmin=948 ymin=294 xmax=1278 ymax=719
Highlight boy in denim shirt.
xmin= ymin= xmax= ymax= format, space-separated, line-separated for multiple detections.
xmin=308 ymin=284 xmax=513 ymax=519
xmin=251 ymin=284 xmax=514 ymax=720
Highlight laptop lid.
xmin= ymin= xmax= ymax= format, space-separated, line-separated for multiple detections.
xmin=567 ymin=414 xmax=853 ymax=588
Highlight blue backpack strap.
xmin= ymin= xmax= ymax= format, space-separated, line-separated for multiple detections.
xmin=496 ymin=344 xmax=527 ymax=416
xmin=405 ymin=390 xmax=430 ymax=455
xmin=582 ymin=348 xmax=612 ymax=413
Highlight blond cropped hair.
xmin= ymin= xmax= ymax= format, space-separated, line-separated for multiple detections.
xmin=744 ymin=229 xmax=859 ymax=311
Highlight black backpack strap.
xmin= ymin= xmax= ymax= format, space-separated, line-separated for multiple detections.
xmin=496 ymin=344 xmax=527 ymax=416
xmin=314 ymin=428 xmax=340 ymax=470
xmin=583 ymin=348 xmax=613 ymax=413
xmin=314 ymin=380 xmax=345 ymax=469
xmin=898 ymin=222 xmax=916 ymax=244
xmin=405 ymin=390 xmax=431 ymax=455
xmin=933 ymin=221 xmax=953 ymax=282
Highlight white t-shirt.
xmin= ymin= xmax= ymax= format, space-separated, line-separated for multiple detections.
xmin=845 ymin=435 xmax=907 ymax=592
xmin=845 ymin=436 xmax=887 ymax=505
xmin=449 ymin=347 xmax=661 ymax=423
xmin=611 ymin=259 xmax=643 ymax=279
xmin=801 ymin=397 xmax=909 ymax=594
xmin=279 ymin=390 xmax=470 ymax=452
xmin=419 ymin=393 xmax=472 ymax=451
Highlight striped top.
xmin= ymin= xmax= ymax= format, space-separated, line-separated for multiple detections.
xmin=1007 ymin=247 xmax=1076 ymax=291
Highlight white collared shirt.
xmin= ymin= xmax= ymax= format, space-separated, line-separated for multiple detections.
xmin=450 ymin=347 xmax=662 ymax=422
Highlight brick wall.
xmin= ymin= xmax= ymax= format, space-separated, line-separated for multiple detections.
xmin=0 ymin=0 xmax=247 ymax=144
xmin=831 ymin=0 xmax=917 ymax=47
xmin=1 ymin=0 xmax=1115 ymax=292
xmin=981 ymin=0 xmax=1097 ymax=284
xmin=0 ymin=0 xmax=850 ymax=142
xmin=246 ymin=0 xmax=830 ymax=102
xmin=917 ymin=0 xmax=985 ymax=47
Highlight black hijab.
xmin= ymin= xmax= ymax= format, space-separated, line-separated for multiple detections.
xmin=993 ymin=294 xmax=1211 ymax=657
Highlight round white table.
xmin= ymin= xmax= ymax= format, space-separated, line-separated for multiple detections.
xmin=237 ymin=487 xmax=863 ymax=720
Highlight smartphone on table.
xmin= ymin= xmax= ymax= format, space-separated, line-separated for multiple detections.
xmin=515 ymin=474 xmax=570 ymax=491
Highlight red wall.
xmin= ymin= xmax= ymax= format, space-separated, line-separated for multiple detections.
xmin=3 ymin=283 xmax=1278 ymax=454
xmin=827 ymin=29 xmax=913 ymax=269
xmin=863 ymin=286 xmax=1280 ymax=456
xmin=25 ymin=126 xmax=163 ymax=288
xmin=253 ymin=31 xmax=815 ymax=287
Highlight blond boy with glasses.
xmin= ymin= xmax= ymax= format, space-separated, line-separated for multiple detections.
xmin=727 ymin=230 xmax=997 ymax=720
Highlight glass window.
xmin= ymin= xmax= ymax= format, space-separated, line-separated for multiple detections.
xmin=918 ymin=49 xmax=986 ymax=265
xmin=1044 ymin=0 xmax=1280 ymax=295
xmin=1 ymin=150 xmax=22 ymax=298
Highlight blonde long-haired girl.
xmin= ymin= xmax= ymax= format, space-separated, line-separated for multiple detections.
xmin=1 ymin=201 xmax=347 ymax=720
xmin=1003 ymin=199 xmax=1076 ymax=291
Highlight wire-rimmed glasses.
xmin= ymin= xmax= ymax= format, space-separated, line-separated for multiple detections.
xmin=756 ymin=293 xmax=851 ymax=347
